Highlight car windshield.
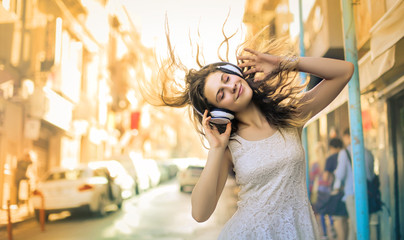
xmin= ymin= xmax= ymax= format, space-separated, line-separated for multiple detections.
xmin=46 ymin=169 xmax=86 ymax=181
xmin=103 ymin=163 xmax=125 ymax=178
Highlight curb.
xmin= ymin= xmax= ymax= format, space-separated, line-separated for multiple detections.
xmin=0 ymin=216 xmax=35 ymax=231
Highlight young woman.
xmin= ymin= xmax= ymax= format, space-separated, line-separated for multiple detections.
xmin=151 ymin=26 xmax=354 ymax=238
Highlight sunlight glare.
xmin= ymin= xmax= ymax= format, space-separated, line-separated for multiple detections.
xmin=123 ymin=0 xmax=246 ymax=67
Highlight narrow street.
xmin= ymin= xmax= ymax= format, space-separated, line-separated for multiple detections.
xmin=2 ymin=178 xmax=238 ymax=240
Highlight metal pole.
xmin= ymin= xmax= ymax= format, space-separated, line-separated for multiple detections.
xmin=340 ymin=0 xmax=369 ymax=239
xmin=7 ymin=200 xmax=13 ymax=240
xmin=40 ymin=192 xmax=45 ymax=231
xmin=297 ymin=0 xmax=310 ymax=198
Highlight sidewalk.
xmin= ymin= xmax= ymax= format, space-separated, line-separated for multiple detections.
xmin=0 ymin=203 xmax=34 ymax=230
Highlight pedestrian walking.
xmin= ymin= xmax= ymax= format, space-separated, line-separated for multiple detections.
xmin=333 ymin=128 xmax=376 ymax=240
xmin=149 ymin=25 xmax=354 ymax=239
xmin=310 ymin=141 xmax=338 ymax=239
xmin=15 ymin=152 xmax=32 ymax=206
xmin=314 ymin=137 xmax=348 ymax=240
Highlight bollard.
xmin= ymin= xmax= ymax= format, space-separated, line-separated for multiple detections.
xmin=7 ymin=200 xmax=13 ymax=240
xmin=39 ymin=192 xmax=45 ymax=232
xmin=33 ymin=190 xmax=45 ymax=231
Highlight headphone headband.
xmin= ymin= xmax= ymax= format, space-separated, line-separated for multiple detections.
xmin=217 ymin=64 xmax=243 ymax=78
xmin=202 ymin=62 xmax=243 ymax=78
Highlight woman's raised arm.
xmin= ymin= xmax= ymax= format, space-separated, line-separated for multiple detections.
xmin=238 ymin=49 xmax=354 ymax=122
xmin=295 ymin=57 xmax=354 ymax=120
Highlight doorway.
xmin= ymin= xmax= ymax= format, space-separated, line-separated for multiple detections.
xmin=389 ymin=90 xmax=404 ymax=239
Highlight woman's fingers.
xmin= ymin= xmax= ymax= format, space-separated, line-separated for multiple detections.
xmin=237 ymin=55 xmax=255 ymax=61
xmin=244 ymin=67 xmax=260 ymax=75
xmin=202 ymin=110 xmax=211 ymax=128
xmin=243 ymin=48 xmax=259 ymax=55
xmin=253 ymin=75 xmax=264 ymax=82
xmin=202 ymin=110 xmax=218 ymax=132
xmin=224 ymin=122 xmax=232 ymax=135
xmin=202 ymin=110 xmax=208 ymax=123
xmin=238 ymin=61 xmax=256 ymax=68
xmin=203 ymin=109 xmax=208 ymax=118
xmin=202 ymin=110 xmax=232 ymax=141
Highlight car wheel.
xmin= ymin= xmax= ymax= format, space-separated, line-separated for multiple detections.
xmin=116 ymin=192 xmax=123 ymax=210
xmin=117 ymin=197 xmax=123 ymax=210
xmin=135 ymin=184 xmax=139 ymax=195
xmin=96 ymin=195 xmax=107 ymax=217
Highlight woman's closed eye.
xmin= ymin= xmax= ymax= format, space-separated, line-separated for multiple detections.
xmin=216 ymin=74 xmax=230 ymax=102
xmin=218 ymin=89 xmax=224 ymax=101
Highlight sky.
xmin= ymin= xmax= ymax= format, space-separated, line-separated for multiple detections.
xmin=122 ymin=0 xmax=247 ymax=67
xmin=122 ymin=0 xmax=317 ymax=67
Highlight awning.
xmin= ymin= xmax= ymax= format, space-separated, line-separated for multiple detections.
xmin=370 ymin=0 xmax=404 ymax=60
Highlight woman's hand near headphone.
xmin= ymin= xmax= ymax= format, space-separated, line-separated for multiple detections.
xmin=202 ymin=110 xmax=232 ymax=150
xmin=237 ymin=48 xmax=282 ymax=82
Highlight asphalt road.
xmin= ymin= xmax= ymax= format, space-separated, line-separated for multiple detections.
xmin=3 ymin=178 xmax=238 ymax=240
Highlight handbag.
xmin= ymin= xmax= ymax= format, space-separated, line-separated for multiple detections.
xmin=314 ymin=190 xmax=348 ymax=216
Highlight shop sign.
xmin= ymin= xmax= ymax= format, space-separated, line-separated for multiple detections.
xmin=131 ymin=111 xmax=141 ymax=130
xmin=42 ymin=87 xmax=73 ymax=131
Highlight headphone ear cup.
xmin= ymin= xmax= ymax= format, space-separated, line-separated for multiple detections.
xmin=210 ymin=108 xmax=234 ymax=124
xmin=209 ymin=118 xmax=230 ymax=125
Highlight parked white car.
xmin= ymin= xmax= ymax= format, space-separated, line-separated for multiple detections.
xmin=31 ymin=165 xmax=123 ymax=221
xmin=177 ymin=165 xmax=204 ymax=192
xmin=88 ymin=160 xmax=135 ymax=199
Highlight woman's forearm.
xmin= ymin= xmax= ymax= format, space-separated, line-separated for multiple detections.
xmin=296 ymin=57 xmax=354 ymax=81
xmin=191 ymin=147 xmax=228 ymax=222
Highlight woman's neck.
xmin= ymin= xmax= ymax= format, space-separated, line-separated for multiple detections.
xmin=236 ymin=103 xmax=268 ymax=129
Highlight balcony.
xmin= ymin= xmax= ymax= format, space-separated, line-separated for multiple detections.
xmin=61 ymin=0 xmax=87 ymax=16
xmin=38 ymin=0 xmax=87 ymax=18
xmin=304 ymin=0 xmax=344 ymax=59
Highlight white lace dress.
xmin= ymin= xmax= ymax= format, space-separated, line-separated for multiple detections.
xmin=218 ymin=127 xmax=320 ymax=240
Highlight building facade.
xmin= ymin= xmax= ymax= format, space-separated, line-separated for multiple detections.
xmin=243 ymin=0 xmax=404 ymax=239
xmin=0 ymin=0 xmax=208 ymax=214
xmin=0 ymin=0 xmax=153 ymax=211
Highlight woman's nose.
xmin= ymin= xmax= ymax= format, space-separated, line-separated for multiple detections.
xmin=224 ymin=82 xmax=237 ymax=93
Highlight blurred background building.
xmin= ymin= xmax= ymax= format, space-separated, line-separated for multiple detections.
xmin=0 ymin=0 xmax=204 ymax=212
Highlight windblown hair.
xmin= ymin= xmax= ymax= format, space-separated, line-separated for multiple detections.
xmin=239 ymin=35 xmax=309 ymax=131
xmin=141 ymin=17 xmax=309 ymax=141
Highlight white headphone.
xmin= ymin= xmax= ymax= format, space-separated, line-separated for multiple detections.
xmin=190 ymin=62 xmax=243 ymax=124
xmin=209 ymin=108 xmax=235 ymax=124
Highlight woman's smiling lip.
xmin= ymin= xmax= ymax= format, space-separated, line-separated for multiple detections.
xmin=237 ymin=84 xmax=243 ymax=99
